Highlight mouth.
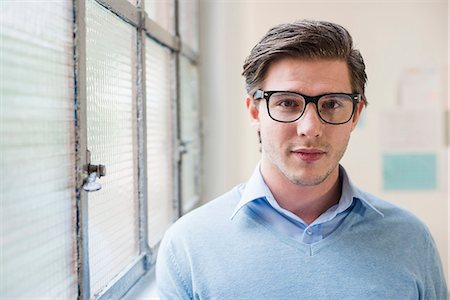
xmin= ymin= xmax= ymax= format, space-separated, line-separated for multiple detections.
xmin=291 ymin=148 xmax=326 ymax=162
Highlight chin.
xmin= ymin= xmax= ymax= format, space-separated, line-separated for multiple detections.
xmin=288 ymin=174 xmax=328 ymax=186
xmin=282 ymin=168 xmax=325 ymax=186
xmin=285 ymin=160 xmax=339 ymax=185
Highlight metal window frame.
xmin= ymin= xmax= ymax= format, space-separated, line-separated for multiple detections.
xmin=173 ymin=0 xmax=182 ymax=219
xmin=95 ymin=0 xmax=140 ymax=27
xmin=175 ymin=0 xmax=203 ymax=217
xmin=138 ymin=0 xmax=202 ymax=225
xmin=136 ymin=0 xmax=153 ymax=270
xmin=73 ymin=0 xmax=90 ymax=299
xmin=73 ymin=0 xmax=201 ymax=298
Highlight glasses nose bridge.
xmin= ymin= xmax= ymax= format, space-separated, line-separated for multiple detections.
xmin=303 ymin=95 xmax=321 ymax=108
xmin=293 ymin=96 xmax=322 ymax=126
xmin=302 ymin=95 xmax=321 ymax=117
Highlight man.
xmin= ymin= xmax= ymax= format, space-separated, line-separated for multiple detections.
xmin=156 ymin=20 xmax=448 ymax=299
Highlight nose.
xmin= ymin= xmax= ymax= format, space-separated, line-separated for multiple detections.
xmin=296 ymin=103 xmax=324 ymax=138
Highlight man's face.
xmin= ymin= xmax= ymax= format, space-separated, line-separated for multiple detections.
xmin=247 ymin=58 xmax=363 ymax=187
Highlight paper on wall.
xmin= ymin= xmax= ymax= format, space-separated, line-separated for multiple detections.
xmin=380 ymin=108 xmax=442 ymax=152
xmin=382 ymin=153 xmax=437 ymax=191
xmin=398 ymin=67 xmax=442 ymax=108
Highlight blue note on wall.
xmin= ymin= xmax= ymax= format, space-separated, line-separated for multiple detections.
xmin=383 ymin=153 xmax=437 ymax=190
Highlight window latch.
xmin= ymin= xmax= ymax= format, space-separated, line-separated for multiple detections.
xmin=179 ymin=140 xmax=190 ymax=155
xmin=83 ymin=150 xmax=106 ymax=192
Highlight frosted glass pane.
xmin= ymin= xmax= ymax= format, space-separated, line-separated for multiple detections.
xmin=179 ymin=0 xmax=199 ymax=52
xmin=0 ymin=2 xmax=77 ymax=298
xmin=179 ymin=56 xmax=200 ymax=214
xmin=146 ymin=38 xmax=174 ymax=247
xmin=86 ymin=0 xmax=139 ymax=295
xmin=145 ymin=0 xmax=175 ymax=34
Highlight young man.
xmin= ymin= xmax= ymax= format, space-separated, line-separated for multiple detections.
xmin=156 ymin=20 xmax=448 ymax=299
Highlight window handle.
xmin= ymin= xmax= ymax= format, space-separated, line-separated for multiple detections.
xmin=83 ymin=172 xmax=102 ymax=192
xmin=179 ymin=140 xmax=189 ymax=155
xmin=87 ymin=163 xmax=106 ymax=177
xmin=178 ymin=140 xmax=192 ymax=155
xmin=83 ymin=150 xmax=106 ymax=192
xmin=83 ymin=165 xmax=105 ymax=192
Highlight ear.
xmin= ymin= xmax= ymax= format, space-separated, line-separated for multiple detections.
xmin=246 ymin=96 xmax=260 ymax=131
xmin=351 ymin=101 xmax=364 ymax=131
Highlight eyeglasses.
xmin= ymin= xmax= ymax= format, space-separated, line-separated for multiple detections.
xmin=253 ymin=89 xmax=361 ymax=125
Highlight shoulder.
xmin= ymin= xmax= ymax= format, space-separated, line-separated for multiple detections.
xmin=356 ymin=189 xmax=433 ymax=241
xmin=154 ymin=185 xmax=244 ymax=299
xmin=161 ymin=183 xmax=244 ymax=247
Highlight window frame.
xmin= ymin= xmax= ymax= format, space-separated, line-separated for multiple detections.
xmin=73 ymin=0 xmax=200 ymax=298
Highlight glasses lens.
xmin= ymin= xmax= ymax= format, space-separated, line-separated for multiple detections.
xmin=268 ymin=92 xmax=305 ymax=122
xmin=317 ymin=94 xmax=354 ymax=124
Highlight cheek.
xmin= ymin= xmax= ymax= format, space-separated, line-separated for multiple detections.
xmin=260 ymin=120 xmax=275 ymax=141
xmin=260 ymin=121 xmax=294 ymax=146
xmin=327 ymin=126 xmax=352 ymax=147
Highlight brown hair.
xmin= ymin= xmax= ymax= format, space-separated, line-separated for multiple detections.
xmin=242 ymin=19 xmax=368 ymax=105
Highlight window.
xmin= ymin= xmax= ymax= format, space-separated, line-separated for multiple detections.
xmin=0 ymin=2 xmax=77 ymax=298
xmin=179 ymin=56 xmax=201 ymax=214
xmin=0 ymin=0 xmax=200 ymax=298
xmin=145 ymin=37 xmax=175 ymax=247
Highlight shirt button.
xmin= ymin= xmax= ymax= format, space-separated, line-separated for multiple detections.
xmin=306 ymin=229 xmax=312 ymax=235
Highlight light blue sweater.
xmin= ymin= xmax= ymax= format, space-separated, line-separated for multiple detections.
xmin=156 ymin=184 xmax=448 ymax=299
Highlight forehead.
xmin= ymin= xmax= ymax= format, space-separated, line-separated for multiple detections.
xmin=262 ymin=57 xmax=352 ymax=95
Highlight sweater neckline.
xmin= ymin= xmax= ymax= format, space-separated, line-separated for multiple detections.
xmin=242 ymin=199 xmax=368 ymax=256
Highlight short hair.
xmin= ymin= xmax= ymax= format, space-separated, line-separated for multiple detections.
xmin=242 ymin=19 xmax=368 ymax=105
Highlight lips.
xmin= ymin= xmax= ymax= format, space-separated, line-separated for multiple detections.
xmin=291 ymin=148 xmax=325 ymax=162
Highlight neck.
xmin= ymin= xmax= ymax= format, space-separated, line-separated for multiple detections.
xmin=261 ymin=162 xmax=342 ymax=225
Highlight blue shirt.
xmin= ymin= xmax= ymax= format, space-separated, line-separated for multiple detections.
xmin=231 ymin=164 xmax=383 ymax=244
xmin=156 ymin=165 xmax=449 ymax=299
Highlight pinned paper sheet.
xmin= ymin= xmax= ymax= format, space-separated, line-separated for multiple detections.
xmin=398 ymin=67 xmax=442 ymax=108
xmin=380 ymin=108 xmax=442 ymax=151
xmin=383 ymin=153 xmax=437 ymax=190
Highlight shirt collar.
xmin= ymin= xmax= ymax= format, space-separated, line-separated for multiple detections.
xmin=340 ymin=166 xmax=384 ymax=217
xmin=230 ymin=162 xmax=267 ymax=219
xmin=230 ymin=163 xmax=384 ymax=220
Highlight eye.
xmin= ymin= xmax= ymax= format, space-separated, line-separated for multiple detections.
xmin=269 ymin=92 xmax=304 ymax=111
xmin=278 ymin=99 xmax=299 ymax=108
xmin=319 ymin=95 xmax=351 ymax=111
xmin=321 ymin=100 xmax=340 ymax=109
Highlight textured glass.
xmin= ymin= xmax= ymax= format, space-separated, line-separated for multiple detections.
xmin=179 ymin=56 xmax=201 ymax=214
xmin=178 ymin=0 xmax=199 ymax=52
xmin=146 ymin=38 xmax=174 ymax=247
xmin=0 ymin=2 xmax=77 ymax=298
xmin=86 ymin=0 xmax=139 ymax=295
xmin=145 ymin=0 xmax=175 ymax=34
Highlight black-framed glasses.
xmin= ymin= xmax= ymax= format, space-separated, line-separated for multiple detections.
xmin=253 ymin=89 xmax=361 ymax=125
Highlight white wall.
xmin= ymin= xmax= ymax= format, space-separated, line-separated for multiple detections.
xmin=199 ymin=0 xmax=448 ymax=285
